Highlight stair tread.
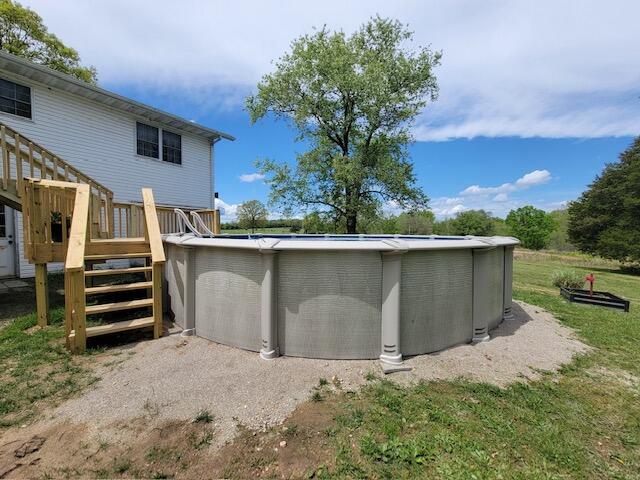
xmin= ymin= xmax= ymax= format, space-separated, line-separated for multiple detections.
xmin=85 ymin=252 xmax=151 ymax=260
xmin=89 ymin=237 xmax=147 ymax=243
xmin=69 ymin=317 xmax=155 ymax=338
xmin=85 ymin=281 xmax=153 ymax=295
xmin=85 ymin=266 xmax=152 ymax=277
xmin=86 ymin=298 xmax=153 ymax=314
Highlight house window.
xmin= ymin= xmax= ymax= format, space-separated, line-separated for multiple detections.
xmin=136 ymin=122 xmax=159 ymax=158
xmin=162 ymin=130 xmax=181 ymax=164
xmin=0 ymin=78 xmax=32 ymax=119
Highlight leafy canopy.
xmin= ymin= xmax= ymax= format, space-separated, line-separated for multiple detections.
xmin=396 ymin=210 xmax=434 ymax=235
xmin=0 ymin=0 xmax=96 ymax=83
xmin=506 ymin=206 xmax=555 ymax=250
xmin=450 ymin=210 xmax=495 ymax=236
xmin=247 ymin=17 xmax=440 ymax=233
xmin=568 ymin=137 xmax=640 ymax=263
xmin=237 ymin=200 xmax=268 ymax=233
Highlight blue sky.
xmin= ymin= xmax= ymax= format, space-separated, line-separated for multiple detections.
xmin=23 ymin=0 xmax=639 ymax=220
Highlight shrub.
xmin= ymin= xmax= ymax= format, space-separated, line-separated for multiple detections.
xmin=551 ymin=269 xmax=584 ymax=289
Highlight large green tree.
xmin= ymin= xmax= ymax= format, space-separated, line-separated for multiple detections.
xmin=568 ymin=137 xmax=640 ymax=262
xmin=451 ymin=210 xmax=495 ymax=236
xmin=247 ymin=17 xmax=440 ymax=233
xmin=547 ymin=209 xmax=574 ymax=251
xmin=397 ymin=209 xmax=434 ymax=235
xmin=506 ymin=206 xmax=555 ymax=250
xmin=237 ymin=200 xmax=268 ymax=233
xmin=0 ymin=0 xmax=96 ymax=83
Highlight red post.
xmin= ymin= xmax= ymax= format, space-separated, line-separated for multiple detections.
xmin=585 ymin=273 xmax=595 ymax=296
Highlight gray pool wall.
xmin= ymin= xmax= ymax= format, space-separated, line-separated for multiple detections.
xmin=163 ymin=235 xmax=518 ymax=363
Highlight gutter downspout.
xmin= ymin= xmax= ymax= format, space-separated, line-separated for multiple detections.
xmin=210 ymin=137 xmax=221 ymax=209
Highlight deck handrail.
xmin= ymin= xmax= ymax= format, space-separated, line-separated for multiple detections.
xmin=142 ymin=188 xmax=165 ymax=263
xmin=64 ymin=183 xmax=90 ymax=271
xmin=1 ymin=122 xmax=112 ymax=195
xmin=1 ymin=122 xmax=114 ymax=237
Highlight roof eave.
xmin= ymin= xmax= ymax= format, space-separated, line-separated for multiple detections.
xmin=0 ymin=51 xmax=235 ymax=142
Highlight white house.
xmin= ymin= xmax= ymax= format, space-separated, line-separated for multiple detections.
xmin=0 ymin=51 xmax=234 ymax=278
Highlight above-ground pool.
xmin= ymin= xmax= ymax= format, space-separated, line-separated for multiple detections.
xmin=162 ymin=234 xmax=519 ymax=365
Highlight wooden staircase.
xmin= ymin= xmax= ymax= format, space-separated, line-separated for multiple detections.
xmin=63 ymin=186 xmax=164 ymax=353
xmin=1 ymin=121 xmax=220 ymax=352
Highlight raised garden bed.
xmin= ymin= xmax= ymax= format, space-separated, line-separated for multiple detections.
xmin=560 ymin=287 xmax=630 ymax=312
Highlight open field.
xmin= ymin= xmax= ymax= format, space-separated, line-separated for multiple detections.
xmin=0 ymin=249 xmax=638 ymax=478
xmin=221 ymin=227 xmax=292 ymax=234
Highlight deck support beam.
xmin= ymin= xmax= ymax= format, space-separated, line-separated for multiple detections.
xmin=35 ymin=263 xmax=49 ymax=327
xmin=260 ymin=250 xmax=278 ymax=360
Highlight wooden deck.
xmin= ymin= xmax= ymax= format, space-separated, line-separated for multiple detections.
xmin=0 ymin=121 xmax=221 ymax=352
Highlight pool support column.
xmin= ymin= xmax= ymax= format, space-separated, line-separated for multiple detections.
xmin=180 ymin=246 xmax=196 ymax=336
xmin=380 ymin=250 xmax=405 ymax=367
xmin=503 ymin=246 xmax=515 ymax=321
xmin=259 ymin=240 xmax=280 ymax=360
xmin=472 ymin=247 xmax=494 ymax=342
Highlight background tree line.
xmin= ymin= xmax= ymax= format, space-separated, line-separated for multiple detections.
xmin=231 ymin=198 xmax=569 ymax=251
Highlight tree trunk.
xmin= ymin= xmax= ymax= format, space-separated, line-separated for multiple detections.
xmin=345 ymin=184 xmax=358 ymax=234
xmin=346 ymin=212 xmax=357 ymax=234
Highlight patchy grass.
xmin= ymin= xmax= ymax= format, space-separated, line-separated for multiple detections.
xmin=193 ymin=409 xmax=214 ymax=424
xmin=0 ymin=306 xmax=101 ymax=428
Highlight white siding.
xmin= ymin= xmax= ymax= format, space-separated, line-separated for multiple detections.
xmin=0 ymin=72 xmax=215 ymax=277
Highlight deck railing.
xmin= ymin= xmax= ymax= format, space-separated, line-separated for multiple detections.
xmin=21 ymin=178 xmax=81 ymax=263
xmin=113 ymin=202 xmax=220 ymax=237
xmin=1 ymin=122 xmax=114 ymax=237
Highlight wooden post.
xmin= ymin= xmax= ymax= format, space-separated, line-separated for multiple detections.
xmin=1 ymin=125 xmax=8 ymax=190
xmin=106 ymin=192 xmax=114 ymax=237
xmin=214 ymin=209 xmax=221 ymax=234
xmin=35 ymin=263 xmax=49 ymax=327
xmin=72 ymin=271 xmax=86 ymax=352
xmin=14 ymin=133 xmax=22 ymax=197
xmin=153 ymin=263 xmax=163 ymax=338
xmin=64 ymin=272 xmax=72 ymax=348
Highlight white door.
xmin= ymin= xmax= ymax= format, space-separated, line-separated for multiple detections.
xmin=0 ymin=205 xmax=16 ymax=277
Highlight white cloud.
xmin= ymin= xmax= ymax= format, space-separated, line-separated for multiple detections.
xmin=428 ymin=195 xmax=467 ymax=216
xmin=21 ymin=0 xmax=640 ymax=140
xmin=492 ymin=193 xmax=509 ymax=202
xmin=515 ymin=170 xmax=552 ymax=188
xmin=461 ymin=169 xmax=551 ymax=196
xmin=430 ymin=169 xmax=555 ymax=218
xmin=214 ymin=198 xmax=239 ymax=222
xmin=238 ymin=173 xmax=265 ymax=183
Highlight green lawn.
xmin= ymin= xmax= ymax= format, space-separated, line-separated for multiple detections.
xmin=0 ymin=307 xmax=101 ymax=428
xmin=316 ymin=250 xmax=640 ymax=479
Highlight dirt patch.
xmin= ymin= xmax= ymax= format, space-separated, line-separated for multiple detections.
xmin=201 ymin=396 xmax=341 ymax=479
xmin=0 ymin=390 xmax=344 ymax=479
xmin=0 ymin=416 xmax=222 ymax=479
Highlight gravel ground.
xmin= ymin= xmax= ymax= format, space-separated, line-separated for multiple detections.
xmin=48 ymin=300 xmax=587 ymax=446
